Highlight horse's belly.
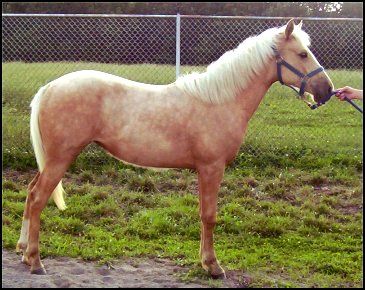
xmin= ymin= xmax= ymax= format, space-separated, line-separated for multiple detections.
xmin=97 ymin=136 xmax=195 ymax=169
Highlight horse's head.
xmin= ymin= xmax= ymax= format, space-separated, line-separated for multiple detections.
xmin=274 ymin=19 xmax=334 ymax=103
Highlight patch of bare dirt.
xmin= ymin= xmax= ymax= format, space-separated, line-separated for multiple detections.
xmin=313 ymin=184 xmax=362 ymax=215
xmin=2 ymin=249 xmax=251 ymax=288
xmin=3 ymin=169 xmax=38 ymax=187
xmin=336 ymin=204 xmax=362 ymax=215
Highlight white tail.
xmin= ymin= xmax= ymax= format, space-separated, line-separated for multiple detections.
xmin=30 ymin=85 xmax=66 ymax=210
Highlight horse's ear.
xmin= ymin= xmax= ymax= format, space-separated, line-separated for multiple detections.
xmin=297 ymin=20 xmax=303 ymax=29
xmin=285 ymin=18 xmax=295 ymax=40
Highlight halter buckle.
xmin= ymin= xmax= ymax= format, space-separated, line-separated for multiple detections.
xmin=302 ymin=75 xmax=309 ymax=82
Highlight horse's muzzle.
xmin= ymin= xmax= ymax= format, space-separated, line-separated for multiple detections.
xmin=312 ymin=79 xmax=333 ymax=104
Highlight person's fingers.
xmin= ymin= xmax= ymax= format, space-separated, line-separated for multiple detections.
xmin=336 ymin=89 xmax=346 ymax=95
xmin=335 ymin=91 xmax=344 ymax=98
xmin=338 ymin=93 xmax=346 ymax=101
xmin=340 ymin=86 xmax=349 ymax=93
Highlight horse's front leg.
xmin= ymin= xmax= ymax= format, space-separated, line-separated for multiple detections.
xmin=197 ymin=161 xmax=226 ymax=279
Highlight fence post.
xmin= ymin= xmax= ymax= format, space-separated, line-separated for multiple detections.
xmin=176 ymin=13 xmax=181 ymax=80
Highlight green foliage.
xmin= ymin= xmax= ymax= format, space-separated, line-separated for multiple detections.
xmin=2 ymin=163 xmax=362 ymax=287
xmin=3 ymin=2 xmax=363 ymax=18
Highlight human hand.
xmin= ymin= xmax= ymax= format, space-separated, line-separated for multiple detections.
xmin=335 ymin=86 xmax=363 ymax=101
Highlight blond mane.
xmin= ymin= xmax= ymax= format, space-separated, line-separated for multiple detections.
xmin=175 ymin=24 xmax=310 ymax=104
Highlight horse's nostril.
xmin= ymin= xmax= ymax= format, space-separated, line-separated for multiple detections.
xmin=328 ymin=86 xmax=332 ymax=94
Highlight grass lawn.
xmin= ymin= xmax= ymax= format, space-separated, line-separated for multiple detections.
xmin=2 ymin=62 xmax=363 ymax=287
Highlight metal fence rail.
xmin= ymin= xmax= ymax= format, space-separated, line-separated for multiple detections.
xmin=2 ymin=14 xmax=363 ymax=167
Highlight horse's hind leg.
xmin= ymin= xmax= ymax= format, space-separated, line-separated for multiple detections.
xmin=16 ymin=172 xmax=40 ymax=257
xmin=23 ymin=158 xmax=74 ymax=274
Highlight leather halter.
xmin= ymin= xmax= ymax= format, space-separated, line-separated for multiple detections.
xmin=272 ymin=46 xmax=324 ymax=97
xmin=272 ymin=46 xmax=362 ymax=113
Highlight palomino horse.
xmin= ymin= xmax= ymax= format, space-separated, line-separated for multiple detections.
xmin=17 ymin=19 xmax=333 ymax=277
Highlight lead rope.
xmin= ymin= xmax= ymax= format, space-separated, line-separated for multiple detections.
xmin=343 ymin=96 xmax=363 ymax=114
xmin=296 ymin=88 xmax=362 ymax=114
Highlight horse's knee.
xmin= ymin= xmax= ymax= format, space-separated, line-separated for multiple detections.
xmin=28 ymin=188 xmax=36 ymax=201
xmin=28 ymin=189 xmax=46 ymax=213
xmin=201 ymin=213 xmax=216 ymax=228
xmin=29 ymin=198 xmax=46 ymax=213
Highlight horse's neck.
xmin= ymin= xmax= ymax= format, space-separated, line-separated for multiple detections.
xmin=234 ymin=73 xmax=275 ymax=121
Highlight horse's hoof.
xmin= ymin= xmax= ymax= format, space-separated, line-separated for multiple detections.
xmin=211 ymin=271 xmax=226 ymax=280
xmin=202 ymin=259 xmax=226 ymax=280
xmin=31 ymin=267 xmax=47 ymax=275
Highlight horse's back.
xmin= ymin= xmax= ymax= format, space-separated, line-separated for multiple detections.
xmin=49 ymin=70 xmax=167 ymax=93
xmin=38 ymin=69 xmax=172 ymax=121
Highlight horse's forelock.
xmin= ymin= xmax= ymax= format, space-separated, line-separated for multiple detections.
xmin=292 ymin=26 xmax=311 ymax=47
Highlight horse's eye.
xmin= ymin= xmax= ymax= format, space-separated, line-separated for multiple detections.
xmin=299 ymin=52 xmax=308 ymax=58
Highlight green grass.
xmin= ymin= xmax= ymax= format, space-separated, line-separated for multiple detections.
xmin=2 ymin=166 xmax=362 ymax=287
xmin=2 ymin=62 xmax=363 ymax=287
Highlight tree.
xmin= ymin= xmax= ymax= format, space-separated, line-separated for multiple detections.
xmin=2 ymin=2 xmax=363 ymax=18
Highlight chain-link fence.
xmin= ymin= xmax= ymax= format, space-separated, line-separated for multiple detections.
xmin=2 ymin=14 xmax=363 ymax=169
